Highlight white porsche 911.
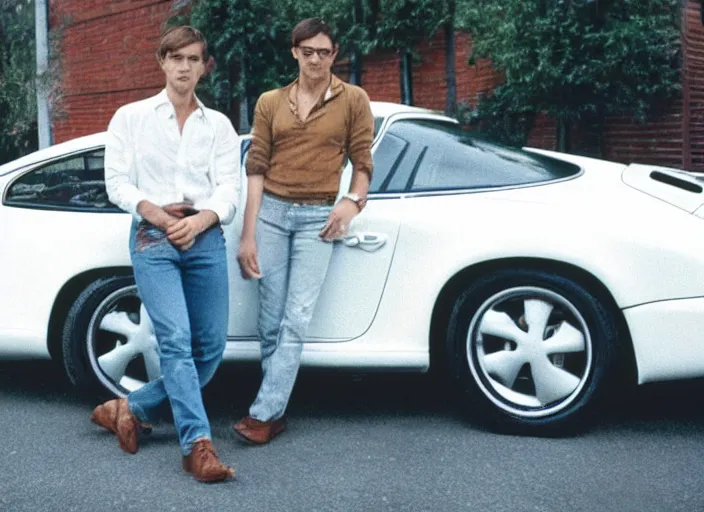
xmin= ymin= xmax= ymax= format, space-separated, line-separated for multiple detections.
xmin=2 ymin=102 xmax=704 ymax=435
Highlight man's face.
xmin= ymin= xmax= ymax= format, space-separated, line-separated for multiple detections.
xmin=160 ymin=42 xmax=206 ymax=94
xmin=292 ymin=33 xmax=337 ymax=82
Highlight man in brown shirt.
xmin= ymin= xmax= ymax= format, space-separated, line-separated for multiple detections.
xmin=233 ymin=18 xmax=374 ymax=444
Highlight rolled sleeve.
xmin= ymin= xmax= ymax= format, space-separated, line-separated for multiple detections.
xmin=194 ymin=117 xmax=240 ymax=225
xmin=348 ymin=89 xmax=374 ymax=178
xmin=104 ymin=108 xmax=149 ymax=219
xmin=245 ymin=95 xmax=272 ymax=177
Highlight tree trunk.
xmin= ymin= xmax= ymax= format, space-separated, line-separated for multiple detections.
xmin=349 ymin=52 xmax=362 ymax=86
xmin=368 ymin=0 xmax=381 ymax=39
xmin=348 ymin=0 xmax=364 ymax=86
xmin=443 ymin=5 xmax=457 ymax=116
xmin=400 ymin=49 xmax=413 ymax=106
xmin=595 ymin=105 xmax=605 ymax=159
xmin=557 ymin=118 xmax=571 ymax=153
xmin=238 ymin=53 xmax=250 ymax=133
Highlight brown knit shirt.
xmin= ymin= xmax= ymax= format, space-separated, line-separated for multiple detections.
xmin=245 ymin=75 xmax=374 ymax=202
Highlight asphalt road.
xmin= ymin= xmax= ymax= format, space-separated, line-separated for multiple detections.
xmin=2 ymin=360 xmax=704 ymax=512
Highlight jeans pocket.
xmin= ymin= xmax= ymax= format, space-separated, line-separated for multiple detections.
xmin=134 ymin=223 xmax=169 ymax=251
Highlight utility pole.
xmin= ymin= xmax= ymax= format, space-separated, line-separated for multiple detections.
xmin=35 ymin=0 xmax=52 ymax=148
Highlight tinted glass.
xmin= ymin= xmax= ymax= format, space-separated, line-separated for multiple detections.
xmin=373 ymin=117 xmax=384 ymax=138
xmin=369 ymin=132 xmax=408 ymax=193
xmin=371 ymin=120 xmax=580 ymax=193
xmin=5 ymin=149 xmax=120 ymax=211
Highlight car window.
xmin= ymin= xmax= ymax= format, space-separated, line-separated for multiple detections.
xmin=369 ymin=133 xmax=407 ymax=193
xmin=241 ymin=138 xmax=251 ymax=167
xmin=4 ymin=149 xmax=120 ymax=212
xmin=373 ymin=117 xmax=384 ymax=138
xmin=371 ymin=120 xmax=580 ymax=193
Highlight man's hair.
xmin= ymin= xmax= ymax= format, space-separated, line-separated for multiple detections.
xmin=291 ymin=18 xmax=337 ymax=48
xmin=156 ymin=26 xmax=209 ymax=62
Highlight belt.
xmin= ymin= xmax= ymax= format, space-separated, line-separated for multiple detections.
xmin=264 ymin=192 xmax=336 ymax=206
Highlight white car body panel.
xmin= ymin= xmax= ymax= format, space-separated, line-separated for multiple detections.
xmin=0 ymin=204 xmax=132 ymax=357
xmin=3 ymin=104 xmax=704 ymax=387
xmin=623 ymin=298 xmax=704 ymax=383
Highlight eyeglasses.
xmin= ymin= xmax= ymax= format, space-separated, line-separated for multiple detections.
xmin=297 ymin=46 xmax=333 ymax=59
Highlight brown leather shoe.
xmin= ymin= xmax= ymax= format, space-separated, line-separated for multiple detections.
xmin=182 ymin=439 xmax=235 ymax=483
xmin=232 ymin=416 xmax=287 ymax=445
xmin=91 ymin=398 xmax=149 ymax=454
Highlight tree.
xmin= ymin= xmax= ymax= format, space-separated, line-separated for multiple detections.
xmin=369 ymin=0 xmax=442 ymax=105
xmin=459 ymin=0 xmax=682 ymax=151
xmin=186 ymin=0 xmax=366 ymax=131
xmin=183 ymin=0 xmax=457 ymax=125
xmin=0 ymin=0 xmax=37 ymax=163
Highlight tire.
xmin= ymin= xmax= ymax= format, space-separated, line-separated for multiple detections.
xmin=446 ymin=269 xmax=619 ymax=436
xmin=62 ymin=275 xmax=158 ymax=400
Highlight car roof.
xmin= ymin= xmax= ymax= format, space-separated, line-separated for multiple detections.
xmin=0 ymin=132 xmax=106 ymax=176
xmin=370 ymin=101 xmax=434 ymax=117
xmin=0 ymin=101 xmax=438 ymax=176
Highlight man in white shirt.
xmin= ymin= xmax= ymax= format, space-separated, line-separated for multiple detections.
xmin=90 ymin=26 xmax=238 ymax=483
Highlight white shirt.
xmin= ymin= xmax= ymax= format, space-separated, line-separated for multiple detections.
xmin=104 ymin=89 xmax=240 ymax=225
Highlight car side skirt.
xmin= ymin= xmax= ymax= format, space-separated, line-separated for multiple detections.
xmin=222 ymin=340 xmax=429 ymax=370
xmin=0 ymin=329 xmax=51 ymax=359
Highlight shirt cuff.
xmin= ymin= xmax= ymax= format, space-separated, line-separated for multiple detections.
xmin=193 ymin=198 xmax=236 ymax=226
xmin=121 ymin=190 xmax=150 ymax=222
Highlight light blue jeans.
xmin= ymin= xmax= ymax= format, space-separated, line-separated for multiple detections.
xmin=249 ymin=194 xmax=335 ymax=421
xmin=126 ymin=220 xmax=229 ymax=456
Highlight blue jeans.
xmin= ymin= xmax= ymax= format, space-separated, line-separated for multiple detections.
xmin=249 ymin=194 xmax=335 ymax=421
xmin=126 ymin=220 xmax=229 ymax=456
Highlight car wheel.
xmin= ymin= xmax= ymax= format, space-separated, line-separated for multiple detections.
xmin=447 ymin=269 xmax=618 ymax=435
xmin=62 ymin=276 xmax=159 ymax=399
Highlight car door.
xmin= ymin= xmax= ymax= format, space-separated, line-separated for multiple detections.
xmin=224 ymin=128 xmax=408 ymax=341
xmin=307 ymin=115 xmax=476 ymax=341
xmin=223 ymin=138 xmax=261 ymax=338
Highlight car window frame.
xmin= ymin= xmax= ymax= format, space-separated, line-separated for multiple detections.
xmin=368 ymin=114 xmax=583 ymax=199
xmin=2 ymin=146 xmax=123 ymax=213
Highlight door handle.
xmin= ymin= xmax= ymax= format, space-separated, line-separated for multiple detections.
xmin=343 ymin=232 xmax=388 ymax=252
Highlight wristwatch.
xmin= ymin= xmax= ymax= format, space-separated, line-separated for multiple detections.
xmin=341 ymin=192 xmax=366 ymax=211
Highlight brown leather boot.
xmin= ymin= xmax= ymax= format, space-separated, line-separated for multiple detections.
xmin=232 ymin=416 xmax=287 ymax=445
xmin=91 ymin=398 xmax=149 ymax=454
xmin=182 ymin=439 xmax=235 ymax=483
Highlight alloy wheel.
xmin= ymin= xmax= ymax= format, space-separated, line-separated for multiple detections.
xmin=86 ymin=285 xmax=158 ymax=397
xmin=466 ymin=286 xmax=592 ymax=418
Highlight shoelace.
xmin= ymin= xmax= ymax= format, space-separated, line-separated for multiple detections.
xmin=193 ymin=441 xmax=218 ymax=466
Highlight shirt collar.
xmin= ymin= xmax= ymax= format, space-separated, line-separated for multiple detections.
xmin=153 ymin=89 xmax=206 ymax=120
xmin=286 ymin=75 xmax=343 ymax=112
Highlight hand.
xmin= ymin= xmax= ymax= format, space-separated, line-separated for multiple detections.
xmin=166 ymin=214 xmax=208 ymax=251
xmin=163 ymin=202 xmax=198 ymax=219
xmin=137 ymin=201 xmax=179 ymax=232
xmin=319 ymin=199 xmax=360 ymax=241
xmin=237 ymin=235 xmax=261 ymax=279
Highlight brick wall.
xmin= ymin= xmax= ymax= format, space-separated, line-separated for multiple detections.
xmin=593 ymin=2 xmax=700 ymax=170
xmin=684 ymin=0 xmax=704 ymax=171
xmin=359 ymin=32 xmax=502 ymax=109
xmin=50 ymin=0 xmax=172 ymax=143
xmin=50 ymin=2 xmax=697 ymax=170
xmin=361 ymin=51 xmax=401 ymax=103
